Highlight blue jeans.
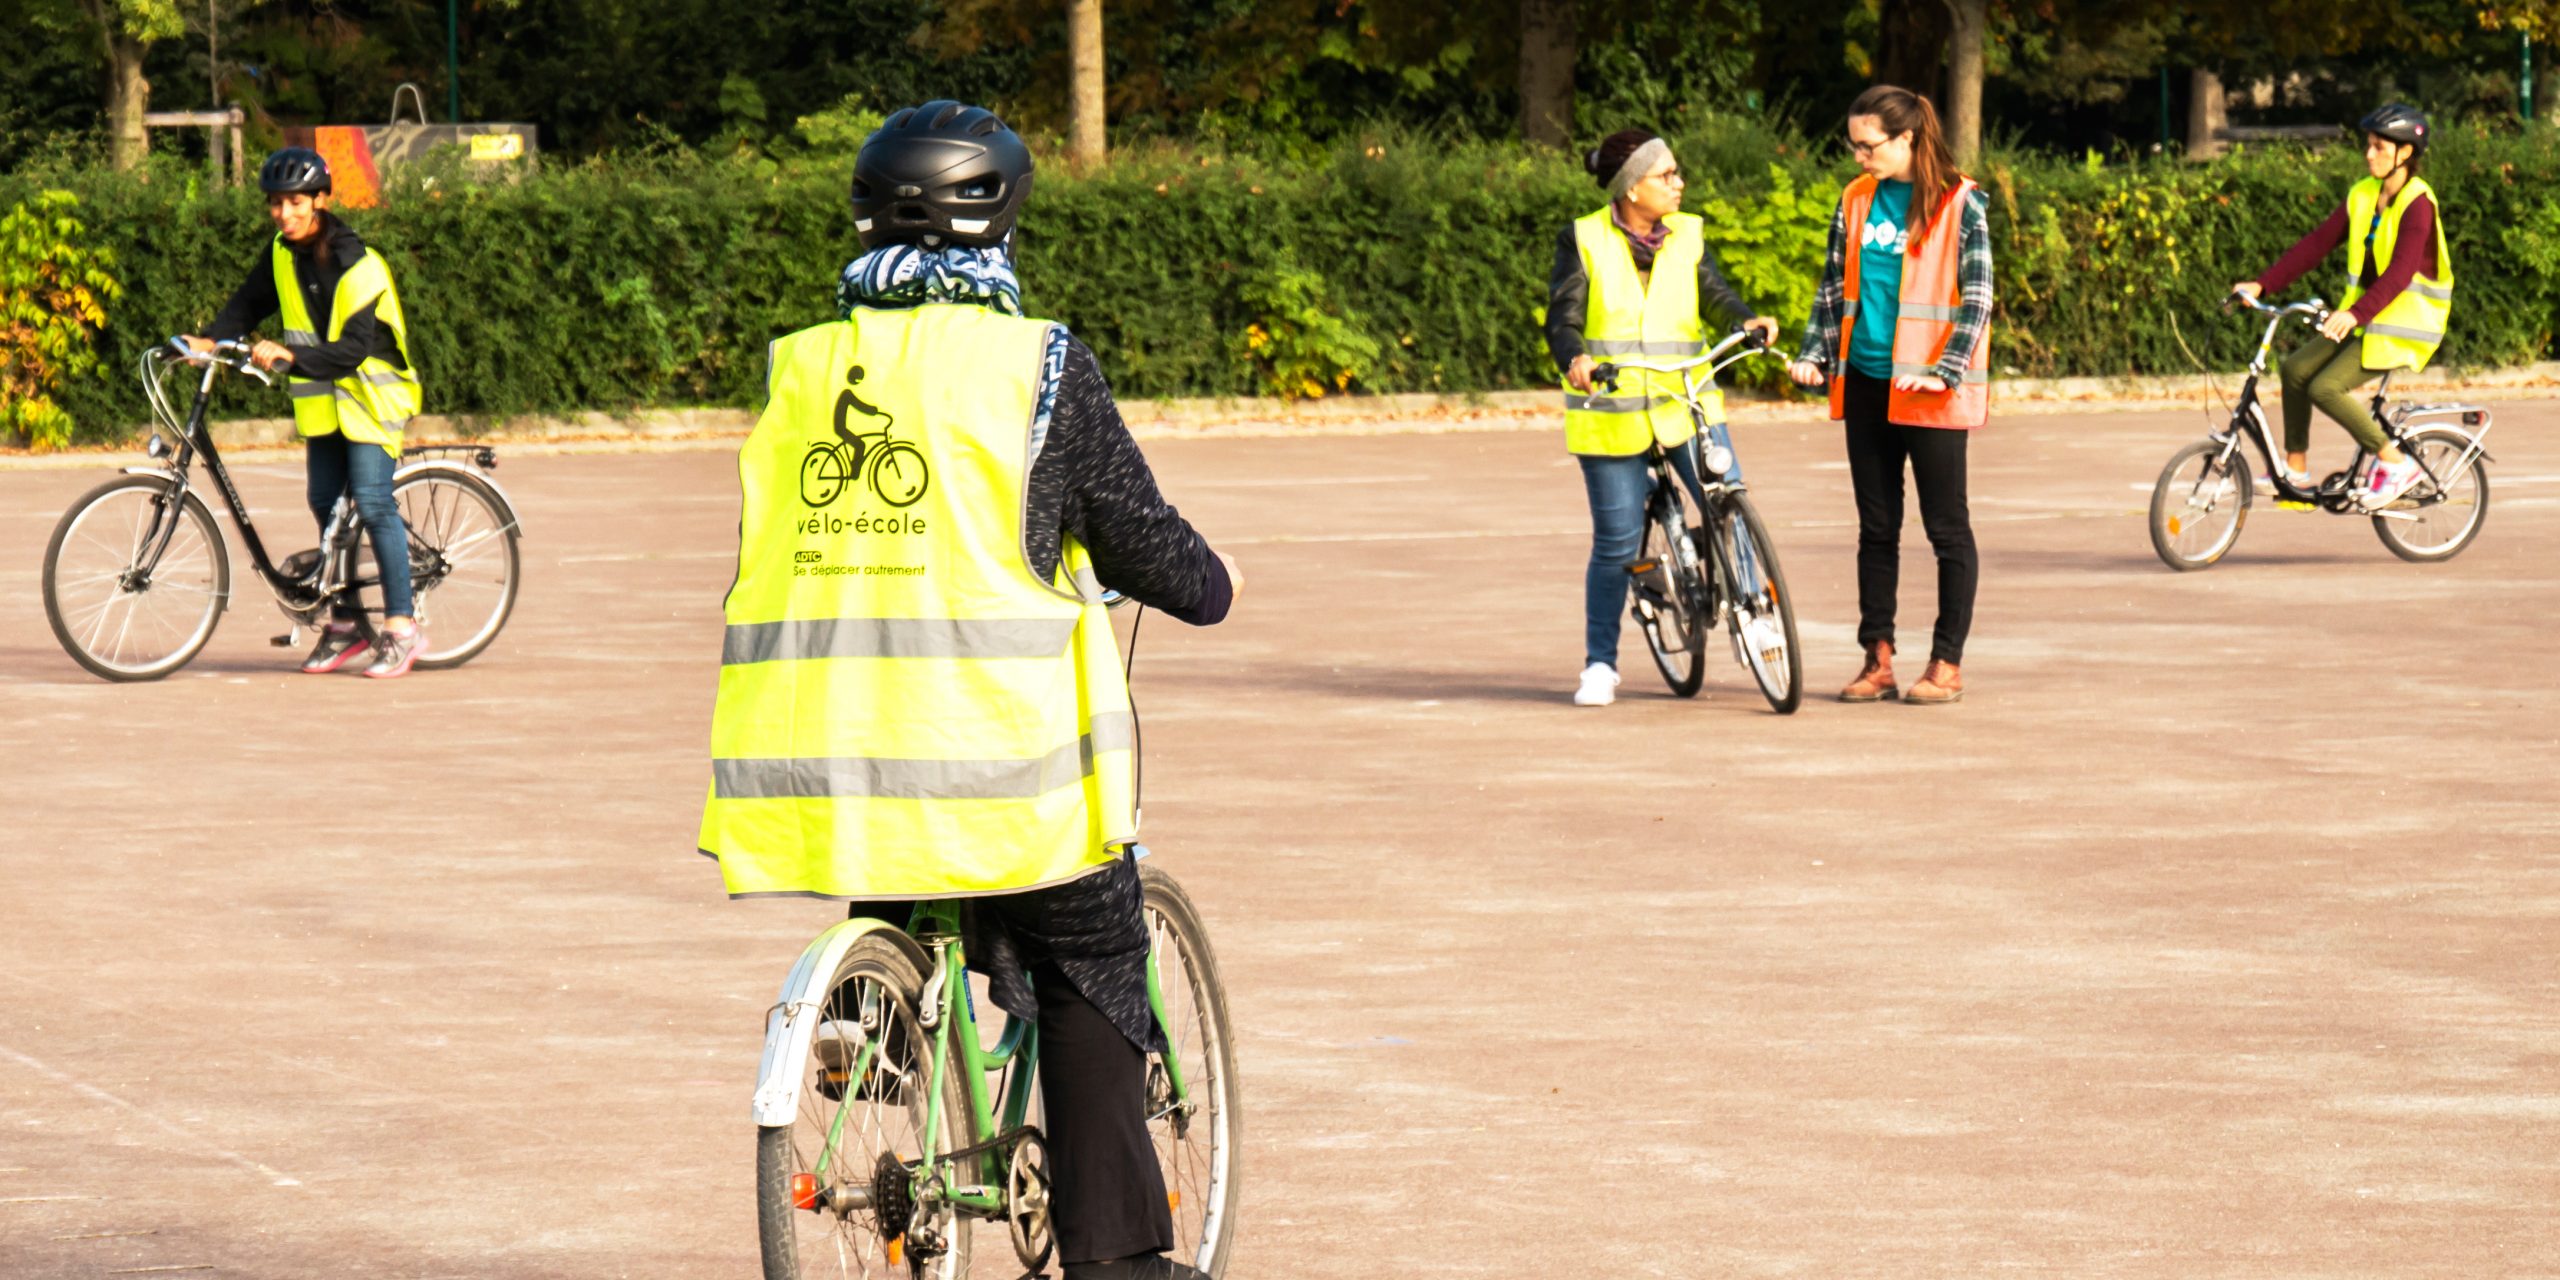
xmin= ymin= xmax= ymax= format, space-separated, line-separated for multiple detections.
xmin=1576 ymin=427 xmax=1732 ymax=668
xmin=305 ymin=433 xmax=414 ymax=620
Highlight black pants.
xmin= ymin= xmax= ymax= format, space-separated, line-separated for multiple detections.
xmin=852 ymin=865 xmax=1171 ymax=1265
xmin=1842 ymin=372 xmax=1978 ymax=665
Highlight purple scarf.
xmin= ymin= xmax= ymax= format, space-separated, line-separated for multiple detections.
xmin=1611 ymin=205 xmax=1670 ymax=272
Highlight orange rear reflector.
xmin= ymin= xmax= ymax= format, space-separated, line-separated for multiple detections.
xmin=1168 ymin=1190 xmax=1182 ymax=1212
xmin=887 ymin=1238 xmax=904 ymax=1266
xmin=790 ymin=1172 xmax=819 ymax=1210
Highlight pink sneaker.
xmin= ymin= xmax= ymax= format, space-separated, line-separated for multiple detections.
xmin=362 ymin=624 xmax=424 ymax=679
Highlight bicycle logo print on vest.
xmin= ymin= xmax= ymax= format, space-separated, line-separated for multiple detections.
xmin=271 ymin=237 xmax=421 ymax=458
xmin=799 ymin=364 xmax=932 ymax=509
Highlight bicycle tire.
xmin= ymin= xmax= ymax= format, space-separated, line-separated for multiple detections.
xmin=392 ymin=468 xmax=521 ymax=669
xmin=757 ymin=929 xmax=972 ymax=1280
xmin=1719 ymin=494 xmax=1803 ymax=714
xmin=2148 ymin=440 xmax=2252 ymax=571
xmin=1636 ymin=488 xmax=1708 ymax=698
xmin=1138 ymin=864 xmax=1242 ymax=1277
xmin=2371 ymin=428 xmax=2489 ymax=563
xmin=42 ymin=476 xmax=230 ymax=682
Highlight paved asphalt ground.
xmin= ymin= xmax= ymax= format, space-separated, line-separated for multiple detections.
xmin=3 ymin=403 xmax=2554 ymax=1278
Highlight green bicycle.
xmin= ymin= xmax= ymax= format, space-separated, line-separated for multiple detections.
xmin=753 ymin=861 xmax=1238 ymax=1279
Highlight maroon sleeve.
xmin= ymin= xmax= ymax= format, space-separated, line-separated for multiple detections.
xmin=2255 ymin=202 xmax=2349 ymax=296
xmin=2347 ymin=195 xmax=2437 ymax=326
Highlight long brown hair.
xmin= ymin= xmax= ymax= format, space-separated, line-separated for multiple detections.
xmin=1848 ymin=84 xmax=1963 ymax=245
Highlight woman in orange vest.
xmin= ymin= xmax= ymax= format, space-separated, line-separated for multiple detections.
xmin=1787 ymin=85 xmax=1993 ymax=705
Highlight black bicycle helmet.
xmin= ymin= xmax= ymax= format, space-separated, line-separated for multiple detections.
xmin=2358 ymin=103 xmax=2430 ymax=155
xmin=258 ymin=147 xmax=333 ymax=195
xmin=851 ymin=101 xmax=1033 ymax=250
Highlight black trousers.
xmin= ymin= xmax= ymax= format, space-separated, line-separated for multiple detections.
xmin=852 ymin=864 xmax=1171 ymax=1266
xmin=1841 ymin=371 xmax=1978 ymax=665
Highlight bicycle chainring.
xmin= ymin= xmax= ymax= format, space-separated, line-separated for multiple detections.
xmin=1005 ymin=1129 xmax=1055 ymax=1273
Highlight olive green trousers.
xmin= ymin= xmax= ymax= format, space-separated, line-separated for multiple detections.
xmin=2277 ymin=335 xmax=2389 ymax=455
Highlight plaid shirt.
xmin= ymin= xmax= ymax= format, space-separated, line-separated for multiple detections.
xmin=1795 ymin=185 xmax=1993 ymax=387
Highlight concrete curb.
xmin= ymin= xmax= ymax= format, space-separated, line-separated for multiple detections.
xmin=6 ymin=362 xmax=2554 ymax=470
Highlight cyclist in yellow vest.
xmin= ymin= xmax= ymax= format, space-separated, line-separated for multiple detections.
xmin=1544 ymin=128 xmax=1777 ymax=707
xmin=2231 ymin=103 xmax=2452 ymax=510
xmin=700 ymin=101 xmax=1239 ymax=1280
xmin=185 ymin=147 xmax=428 ymax=678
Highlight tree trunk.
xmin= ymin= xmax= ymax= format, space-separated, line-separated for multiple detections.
xmin=104 ymin=33 xmax=151 ymax=171
xmin=2186 ymin=68 xmax=2228 ymax=160
xmin=1872 ymin=0 xmax=1950 ymax=102
xmin=1066 ymin=0 xmax=1105 ymax=171
xmin=1518 ymin=0 xmax=1575 ymax=149
xmin=1942 ymin=0 xmax=1986 ymax=169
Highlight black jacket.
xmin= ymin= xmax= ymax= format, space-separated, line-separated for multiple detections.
xmin=205 ymin=216 xmax=407 ymax=382
xmin=1543 ymin=219 xmax=1756 ymax=373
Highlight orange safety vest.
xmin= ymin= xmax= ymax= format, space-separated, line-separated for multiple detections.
xmin=1830 ymin=174 xmax=1990 ymax=429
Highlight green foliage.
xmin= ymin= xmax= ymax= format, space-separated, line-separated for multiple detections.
xmin=0 ymin=190 xmax=124 ymax=449
xmin=6 ymin=123 xmax=2557 ymax=446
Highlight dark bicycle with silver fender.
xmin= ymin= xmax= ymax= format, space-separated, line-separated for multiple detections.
xmin=2148 ymin=294 xmax=2494 ymax=570
xmin=1592 ymin=328 xmax=1804 ymax=713
xmin=40 ymin=338 xmax=525 ymax=681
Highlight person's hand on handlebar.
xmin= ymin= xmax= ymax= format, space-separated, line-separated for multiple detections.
xmin=2316 ymin=308 xmax=2358 ymax=343
xmin=1740 ymin=316 xmax=1779 ymax=347
xmin=1565 ymin=354 xmax=1597 ymax=393
xmin=248 ymin=339 xmax=295 ymax=373
xmin=2229 ymin=282 xmax=2264 ymax=308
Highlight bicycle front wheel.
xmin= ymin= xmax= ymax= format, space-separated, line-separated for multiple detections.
xmin=1718 ymin=494 xmax=1803 ymax=714
xmin=43 ymin=476 xmax=230 ymax=682
xmin=1140 ymin=865 xmax=1241 ymax=1277
xmin=2149 ymin=440 xmax=2252 ymax=571
xmin=757 ymin=930 xmax=972 ymax=1280
xmin=393 ymin=468 xmax=521 ymax=668
xmin=2372 ymin=428 xmax=2489 ymax=562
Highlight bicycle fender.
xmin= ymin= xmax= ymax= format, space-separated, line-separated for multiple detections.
xmin=392 ymin=459 xmax=530 ymax=538
xmin=752 ymin=916 xmax=914 ymax=1128
xmin=119 ymin=466 xmax=181 ymax=482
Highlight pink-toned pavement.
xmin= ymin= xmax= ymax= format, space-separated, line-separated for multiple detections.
xmin=3 ymin=403 xmax=2555 ymax=1278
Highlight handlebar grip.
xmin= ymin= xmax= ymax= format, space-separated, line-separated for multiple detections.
xmin=1590 ymin=362 xmax=1620 ymax=392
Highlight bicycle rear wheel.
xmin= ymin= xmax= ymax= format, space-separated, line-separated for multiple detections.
xmin=1139 ymin=864 xmax=1241 ymax=1277
xmin=392 ymin=468 xmax=520 ymax=668
xmin=757 ymin=930 xmax=972 ymax=1280
xmin=2149 ymin=440 xmax=2252 ymax=571
xmin=42 ymin=476 xmax=230 ymax=682
xmin=1634 ymin=487 xmax=1708 ymax=698
xmin=1717 ymin=494 xmax=1802 ymax=714
xmin=2371 ymin=428 xmax=2489 ymax=562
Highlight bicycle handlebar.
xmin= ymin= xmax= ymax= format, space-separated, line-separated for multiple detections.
xmin=158 ymin=335 xmax=278 ymax=387
xmin=2225 ymin=291 xmax=2329 ymax=322
xmin=1590 ymin=327 xmax=1774 ymax=393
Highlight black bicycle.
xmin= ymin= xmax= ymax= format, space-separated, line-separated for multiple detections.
xmin=2149 ymin=293 xmax=2495 ymax=570
xmin=1592 ymin=328 xmax=1804 ymax=713
xmin=40 ymin=338 xmax=525 ymax=682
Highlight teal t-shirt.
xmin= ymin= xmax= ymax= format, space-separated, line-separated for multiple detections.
xmin=1849 ymin=179 xmax=1912 ymax=379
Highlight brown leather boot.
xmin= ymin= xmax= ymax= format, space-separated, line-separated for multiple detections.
xmin=1905 ymin=658 xmax=1964 ymax=704
xmin=1838 ymin=640 xmax=1897 ymax=702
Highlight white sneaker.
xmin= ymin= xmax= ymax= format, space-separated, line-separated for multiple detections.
xmin=2359 ymin=458 xmax=2420 ymax=510
xmin=1572 ymin=662 xmax=1620 ymax=707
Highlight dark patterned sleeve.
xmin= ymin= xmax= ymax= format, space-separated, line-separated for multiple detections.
xmin=1023 ymin=336 xmax=1231 ymax=625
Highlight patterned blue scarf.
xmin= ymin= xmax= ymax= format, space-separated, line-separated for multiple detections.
xmin=834 ymin=241 xmax=1068 ymax=459
xmin=836 ymin=243 xmax=1024 ymax=317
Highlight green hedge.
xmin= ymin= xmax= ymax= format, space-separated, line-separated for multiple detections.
xmin=7 ymin=119 xmax=2558 ymax=446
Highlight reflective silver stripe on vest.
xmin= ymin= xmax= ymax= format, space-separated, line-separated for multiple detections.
xmin=1841 ymin=299 xmax=1858 ymax=319
xmin=723 ymin=616 xmax=1077 ymax=665
xmin=2366 ymin=323 xmax=2444 ymax=343
xmin=2405 ymin=279 xmax=2454 ymax=302
xmin=287 ymin=380 xmax=334 ymax=399
xmin=1890 ymin=362 xmax=1991 ymax=385
xmin=711 ymin=711 xmax=1137 ymax=801
xmin=1584 ymin=338 xmax=1707 ymax=357
xmin=1897 ymin=302 xmax=1964 ymax=322
xmin=1563 ymin=393 xmax=1677 ymax=413
xmin=361 ymin=368 xmax=413 ymax=388
xmin=281 ymin=329 xmax=319 ymax=345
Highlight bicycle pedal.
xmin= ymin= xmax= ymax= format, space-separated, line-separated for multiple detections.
xmin=2275 ymin=500 xmax=2315 ymax=512
xmin=271 ymin=629 xmax=301 ymax=648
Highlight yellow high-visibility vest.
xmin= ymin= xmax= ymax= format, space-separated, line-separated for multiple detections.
xmin=271 ymin=238 xmax=421 ymax=458
xmin=2341 ymin=175 xmax=2454 ymax=371
xmin=1562 ymin=207 xmax=1717 ymax=456
xmin=699 ymin=303 xmax=1136 ymax=900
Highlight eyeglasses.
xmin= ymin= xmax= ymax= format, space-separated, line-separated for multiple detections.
xmin=1846 ymin=134 xmax=1905 ymax=160
xmin=1640 ymin=165 xmax=1682 ymax=184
